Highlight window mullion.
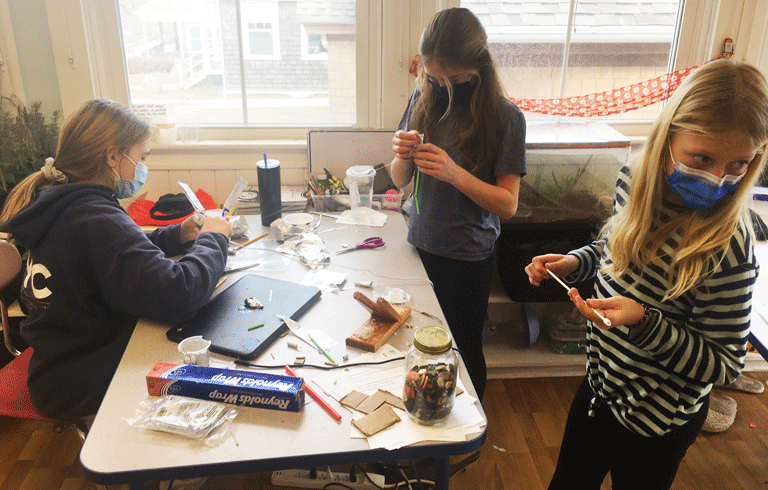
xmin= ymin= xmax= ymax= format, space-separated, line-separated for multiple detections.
xmin=558 ymin=0 xmax=578 ymax=100
xmin=234 ymin=0 xmax=248 ymax=125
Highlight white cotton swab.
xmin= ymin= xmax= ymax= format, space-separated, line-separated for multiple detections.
xmin=546 ymin=268 xmax=612 ymax=327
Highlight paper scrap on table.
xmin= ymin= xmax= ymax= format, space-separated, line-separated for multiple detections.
xmin=336 ymin=209 xmax=388 ymax=227
xmin=278 ymin=315 xmax=337 ymax=351
xmin=301 ymin=269 xmax=347 ymax=293
xmin=364 ymin=394 xmax=485 ymax=450
xmin=314 ymin=346 xmax=406 ymax=401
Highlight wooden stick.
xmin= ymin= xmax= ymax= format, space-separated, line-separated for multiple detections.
xmin=234 ymin=232 xmax=268 ymax=250
xmin=546 ymin=268 xmax=612 ymax=327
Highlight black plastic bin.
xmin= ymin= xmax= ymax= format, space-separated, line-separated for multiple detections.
xmin=496 ymin=224 xmax=597 ymax=303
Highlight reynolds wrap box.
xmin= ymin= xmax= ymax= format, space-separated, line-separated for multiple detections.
xmin=147 ymin=362 xmax=304 ymax=412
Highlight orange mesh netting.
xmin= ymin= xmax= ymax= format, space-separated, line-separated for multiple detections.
xmin=409 ymin=54 xmax=700 ymax=117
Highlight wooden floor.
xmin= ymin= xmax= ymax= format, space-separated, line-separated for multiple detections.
xmin=2 ymin=373 xmax=767 ymax=490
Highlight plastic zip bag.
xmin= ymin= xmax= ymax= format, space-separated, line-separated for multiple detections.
xmin=124 ymin=395 xmax=238 ymax=446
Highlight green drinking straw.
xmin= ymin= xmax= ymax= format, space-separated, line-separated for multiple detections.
xmin=413 ymin=133 xmax=423 ymax=214
xmin=308 ymin=333 xmax=335 ymax=364
xmin=414 ymin=170 xmax=420 ymax=214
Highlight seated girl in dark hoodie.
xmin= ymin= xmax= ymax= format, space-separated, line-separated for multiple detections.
xmin=0 ymin=99 xmax=231 ymax=420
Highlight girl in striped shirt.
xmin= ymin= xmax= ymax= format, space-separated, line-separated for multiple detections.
xmin=525 ymin=59 xmax=768 ymax=489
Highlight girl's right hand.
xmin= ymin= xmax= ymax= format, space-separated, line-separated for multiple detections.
xmin=525 ymin=254 xmax=579 ymax=287
xmin=200 ymin=215 xmax=232 ymax=239
xmin=393 ymin=130 xmax=420 ymax=159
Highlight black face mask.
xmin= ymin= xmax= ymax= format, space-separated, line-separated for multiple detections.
xmin=428 ymin=79 xmax=475 ymax=105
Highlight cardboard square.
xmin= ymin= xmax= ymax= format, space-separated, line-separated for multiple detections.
xmin=379 ymin=389 xmax=406 ymax=411
xmin=355 ymin=390 xmax=387 ymax=414
xmin=352 ymin=405 xmax=401 ymax=436
xmin=340 ymin=390 xmax=369 ymax=410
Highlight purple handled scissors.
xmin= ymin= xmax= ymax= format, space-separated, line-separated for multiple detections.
xmin=336 ymin=237 xmax=385 ymax=254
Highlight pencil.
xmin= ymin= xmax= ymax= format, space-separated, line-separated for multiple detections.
xmin=546 ymin=267 xmax=612 ymax=327
xmin=215 ymin=277 xmax=226 ymax=290
xmin=285 ymin=365 xmax=342 ymax=422
xmin=248 ymin=323 xmax=264 ymax=331
xmin=307 ymin=333 xmax=336 ymax=364
xmin=234 ymin=231 xmax=269 ymax=250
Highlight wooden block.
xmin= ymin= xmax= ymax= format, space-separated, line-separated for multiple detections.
xmin=352 ymin=292 xmax=402 ymax=322
xmin=346 ymin=292 xmax=411 ymax=352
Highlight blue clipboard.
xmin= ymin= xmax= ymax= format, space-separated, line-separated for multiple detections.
xmin=167 ymin=274 xmax=321 ymax=360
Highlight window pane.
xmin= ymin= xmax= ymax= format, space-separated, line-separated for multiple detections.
xmin=249 ymin=31 xmax=273 ymax=55
xmin=462 ymin=0 xmax=682 ymax=120
xmin=119 ymin=0 xmax=356 ymax=127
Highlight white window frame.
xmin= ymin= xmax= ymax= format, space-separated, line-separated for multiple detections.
xmin=300 ymin=25 xmax=328 ymax=61
xmin=44 ymin=0 xmax=768 ymax=145
xmin=241 ymin=2 xmax=281 ymax=61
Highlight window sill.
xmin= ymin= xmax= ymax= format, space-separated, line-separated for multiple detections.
xmin=150 ymin=139 xmax=306 ymax=153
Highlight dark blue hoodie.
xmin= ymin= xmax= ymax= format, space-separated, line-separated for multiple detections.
xmin=0 ymin=183 xmax=228 ymax=420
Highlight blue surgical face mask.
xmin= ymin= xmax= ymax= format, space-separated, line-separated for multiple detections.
xmin=428 ymin=78 xmax=475 ymax=105
xmin=113 ymin=153 xmax=148 ymax=199
xmin=666 ymin=148 xmax=743 ymax=211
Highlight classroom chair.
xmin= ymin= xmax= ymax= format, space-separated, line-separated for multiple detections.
xmin=0 ymin=239 xmax=88 ymax=442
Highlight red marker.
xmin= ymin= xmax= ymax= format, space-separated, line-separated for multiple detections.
xmin=285 ymin=365 xmax=342 ymax=422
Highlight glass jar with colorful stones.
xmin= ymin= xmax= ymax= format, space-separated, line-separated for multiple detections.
xmin=403 ymin=325 xmax=458 ymax=425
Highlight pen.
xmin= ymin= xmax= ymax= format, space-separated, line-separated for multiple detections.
xmin=307 ymin=333 xmax=336 ymax=364
xmin=285 ymin=365 xmax=342 ymax=422
xmin=234 ymin=232 xmax=269 ymax=250
xmin=546 ymin=268 xmax=612 ymax=327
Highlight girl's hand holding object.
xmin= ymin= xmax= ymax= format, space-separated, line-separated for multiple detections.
xmin=546 ymin=267 xmax=612 ymax=327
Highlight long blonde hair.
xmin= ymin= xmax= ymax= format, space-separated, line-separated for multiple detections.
xmin=0 ymin=99 xmax=151 ymax=222
xmin=603 ymin=59 xmax=768 ymax=301
xmin=411 ymin=7 xmax=507 ymax=172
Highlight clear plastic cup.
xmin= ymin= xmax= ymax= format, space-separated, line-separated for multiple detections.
xmin=174 ymin=106 xmax=202 ymax=142
xmin=346 ymin=165 xmax=376 ymax=217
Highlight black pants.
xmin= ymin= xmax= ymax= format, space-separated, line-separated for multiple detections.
xmin=417 ymin=248 xmax=493 ymax=401
xmin=549 ymin=376 xmax=709 ymax=490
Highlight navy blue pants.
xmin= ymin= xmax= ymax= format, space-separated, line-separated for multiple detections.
xmin=416 ymin=248 xmax=493 ymax=401
xmin=549 ymin=376 xmax=709 ymax=490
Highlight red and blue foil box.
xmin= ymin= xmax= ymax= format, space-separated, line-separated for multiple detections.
xmin=147 ymin=362 xmax=305 ymax=412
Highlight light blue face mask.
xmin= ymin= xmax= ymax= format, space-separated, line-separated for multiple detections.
xmin=113 ymin=153 xmax=148 ymax=199
xmin=666 ymin=148 xmax=743 ymax=211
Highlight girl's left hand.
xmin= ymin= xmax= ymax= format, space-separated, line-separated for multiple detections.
xmin=180 ymin=211 xmax=232 ymax=243
xmin=568 ymin=289 xmax=646 ymax=330
xmin=179 ymin=215 xmax=202 ymax=243
xmin=413 ymin=144 xmax=460 ymax=185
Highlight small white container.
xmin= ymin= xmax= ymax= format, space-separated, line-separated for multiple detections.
xmin=156 ymin=123 xmax=177 ymax=145
xmin=178 ymin=335 xmax=211 ymax=366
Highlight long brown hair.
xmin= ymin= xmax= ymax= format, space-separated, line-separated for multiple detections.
xmin=1 ymin=99 xmax=151 ymax=222
xmin=411 ymin=8 xmax=507 ymax=173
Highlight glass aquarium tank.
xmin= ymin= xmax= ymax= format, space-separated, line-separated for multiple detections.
xmin=511 ymin=121 xmax=631 ymax=225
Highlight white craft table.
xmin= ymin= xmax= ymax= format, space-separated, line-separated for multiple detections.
xmin=79 ymin=211 xmax=486 ymax=489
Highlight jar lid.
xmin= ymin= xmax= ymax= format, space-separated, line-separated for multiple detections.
xmin=413 ymin=326 xmax=452 ymax=354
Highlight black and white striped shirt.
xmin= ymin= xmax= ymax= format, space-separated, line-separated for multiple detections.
xmin=567 ymin=166 xmax=757 ymax=437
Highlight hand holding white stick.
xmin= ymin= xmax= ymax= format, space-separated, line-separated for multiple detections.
xmin=546 ymin=268 xmax=612 ymax=327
